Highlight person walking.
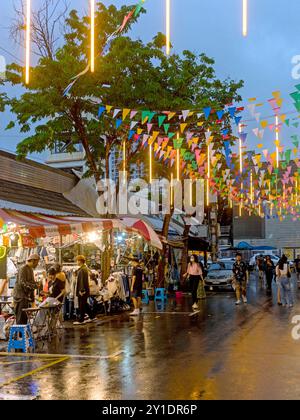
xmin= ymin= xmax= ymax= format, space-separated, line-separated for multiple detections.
xmin=13 ymin=254 xmax=40 ymax=325
xmin=130 ymin=260 xmax=144 ymax=316
xmin=264 ymin=256 xmax=275 ymax=293
xmin=73 ymin=255 xmax=93 ymax=325
xmin=294 ymin=255 xmax=300 ymax=286
xmin=257 ymin=255 xmax=265 ymax=287
xmin=276 ymin=255 xmax=293 ymax=308
xmin=232 ymin=253 xmax=248 ymax=305
xmin=183 ymin=255 xmax=204 ymax=310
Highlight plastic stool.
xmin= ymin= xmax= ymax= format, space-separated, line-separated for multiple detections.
xmin=142 ymin=290 xmax=150 ymax=304
xmin=8 ymin=325 xmax=35 ymax=353
xmin=154 ymin=288 xmax=168 ymax=301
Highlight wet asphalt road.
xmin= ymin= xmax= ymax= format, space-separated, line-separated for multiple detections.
xmin=1 ymin=273 xmax=300 ymax=400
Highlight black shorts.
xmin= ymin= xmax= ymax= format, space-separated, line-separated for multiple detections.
xmin=132 ymin=288 xmax=142 ymax=298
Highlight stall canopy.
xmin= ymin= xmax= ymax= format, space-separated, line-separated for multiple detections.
xmin=0 ymin=209 xmax=162 ymax=250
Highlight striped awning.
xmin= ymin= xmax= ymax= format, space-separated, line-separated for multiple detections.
xmin=0 ymin=209 xmax=162 ymax=250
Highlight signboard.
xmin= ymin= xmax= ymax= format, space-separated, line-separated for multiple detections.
xmin=0 ymin=246 xmax=7 ymax=279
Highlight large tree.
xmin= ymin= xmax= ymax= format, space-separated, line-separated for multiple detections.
xmin=6 ymin=1 xmax=243 ymax=281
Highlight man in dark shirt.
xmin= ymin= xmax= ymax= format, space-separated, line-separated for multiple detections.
xmin=232 ymin=253 xmax=248 ymax=305
xmin=13 ymin=254 xmax=40 ymax=324
xmin=74 ymin=255 xmax=92 ymax=325
xmin=130 ymin=260 xmax=144 ymax=316
xmin=294 ymin=255 xmax=300 ymax=284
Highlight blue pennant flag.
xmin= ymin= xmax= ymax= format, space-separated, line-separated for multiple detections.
xmin=216 ymin=110 xmax=224 ymax=120
xmin=98 ymin=106 xmax=106 ymax=118
xmin=203 ymin=107 xmax=212 ymax=120
xmin=116 ymin=119 xmax=122 ymax=129
xmin=235 ymin=116 xmax=242 ymax=126
xmin=128 ymin=130 xmax=135 ymax=140
xmin=228 ymin=107 xmax=237 ymax=118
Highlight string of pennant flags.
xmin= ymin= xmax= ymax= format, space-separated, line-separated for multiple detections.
xmin=95 ymin=86 xmax=300 ymax=220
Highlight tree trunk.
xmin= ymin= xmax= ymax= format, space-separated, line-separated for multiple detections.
xmin=157 ymin=210 xmax=174 ymax=288
xmin=180 ymin=223 xmax=191 ymax=283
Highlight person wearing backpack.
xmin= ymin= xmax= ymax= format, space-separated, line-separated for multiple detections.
xmin=276 ymin=255 xmax=293 ymax=308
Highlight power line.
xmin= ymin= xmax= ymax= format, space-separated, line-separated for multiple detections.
xmin=0 ymin=45 xmax=23 ymax=65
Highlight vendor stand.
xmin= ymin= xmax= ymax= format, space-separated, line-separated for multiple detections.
xmin=0 ymin=209 xmax=162 ymax=332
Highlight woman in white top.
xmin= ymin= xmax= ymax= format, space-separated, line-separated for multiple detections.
xmin=276 ymin=255 xmax=293 ymax=307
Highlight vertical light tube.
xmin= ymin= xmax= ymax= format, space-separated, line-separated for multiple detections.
xmin=239 ymin=124 xmax=243 ymax=174
xmin=206 ymin=142 xmax=210 ymax=207
xmin=296 ymin=177 xmax=299 ymax=207
xmin=25 ymin=0 xmax=31 ymax=84
xmin=250 ymin=171 xmax=253 ymax=204
xmin=166 ymin=0 xmax=170 ymax=55
xmin=276 ymin=116 xmax=279 ymax=169
xmin=239 ymin=124 xmax=243 ymax=215
xmin=170 ymin=173 xmax=173 ymax=207
xmin=123 ymin=141 xmax=126 ymax=173
xmin=243 ymin=0 xmax=248 ymax=37
xmin=91 ymin=0 xmax=95 ymax=72
xmin=176 ymin=149 xmax=180 ymax=181
xmin=149 ymin=144 xmax=152 ymax=183
xmin=190 ymin=180 xmax=193 ymax=206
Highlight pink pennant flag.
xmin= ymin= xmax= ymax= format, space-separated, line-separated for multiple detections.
xmin=130 ymin=111 xmax=138 ymax=119
xmin=147 ymin=123 xmax=153 ymax=134
xmin=157 ymin=137 xmax=164 ymax=147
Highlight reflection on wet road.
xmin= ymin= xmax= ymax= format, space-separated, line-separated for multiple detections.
xmin=1 ymin=274 xmax=300 ymax=400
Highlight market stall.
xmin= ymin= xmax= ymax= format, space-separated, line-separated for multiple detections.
xmin=0 ymin=209 xmax=163 ymax=334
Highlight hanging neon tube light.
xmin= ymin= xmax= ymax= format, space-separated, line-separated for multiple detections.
xmin=25 ymin=0 xmax=31 ymax=84
xmin=275 ymin=115 xmax=280 ymax=169
xmin=149 ymin=144 xmax=153 ymax=183
xmin=243 ymin=0 xmax=248 ymax=37
xmin=207 ymin=142 xmax=210 ymax=207
xmin=91 ymin=0 xmax=95 ymax=72
xmin=166 ymin=0 xmax=170 ymax=55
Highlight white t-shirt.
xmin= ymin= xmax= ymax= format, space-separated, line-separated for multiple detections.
xmin=276 ymin=264 xmax=289 ymax=277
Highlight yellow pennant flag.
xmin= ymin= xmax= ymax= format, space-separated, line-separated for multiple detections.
xmin=137 ymin=128 xmax=144 ymax=135
xmin=148 ymin=136 xmax=158 ymax=150
xmin=122 ymin=109 xmax=131 ymax=120
xmin=106 ymin=105 xmax=113 ymax=113
xmin=197 ymin=122 xmax=204 ymax=127
xmin=280 ymin=114 xmax=286 ymax=123
xmin=274 ymin=140 xmax=280 ymax=147
xmin=192 ymin=137 xmax=199 ymax=144
xmin=152 ymin=131 xmax=159 ymax=141
xmin=168 ymin=112 xmax=176 ymax=121
xmin=154 ymin=143 xmax=159 ymax=152
xmin=180 ymin=123 xmax=187 ymax=133
xmin=260 ymin=120 xmax=268 ymax=129
xmin=257 ymin=144 xmax=263 ymax=149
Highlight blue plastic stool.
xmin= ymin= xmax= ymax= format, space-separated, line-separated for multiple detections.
xmin=142 ymin=290 xmax=150 ymax=304
xmin=154 ymin=288 xmax=168 ymax=301
xmin=8 ymin=325 xmax=35 ymax=353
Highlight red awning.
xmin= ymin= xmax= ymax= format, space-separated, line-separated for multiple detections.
xmin=0 ymin=209 xmax=162 ymax=250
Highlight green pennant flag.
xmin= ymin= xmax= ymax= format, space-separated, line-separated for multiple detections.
xmin=285 ymin=149 xmax=292 ymax=164
xmin=293 ymin=122 xmax=300 ymax=128
xmin=142 ymin=110 xmax=149 ymax=123
xmin=285 ymin=119 xmax=290 ymax=126
xmin=164 ymin=124 xmax=170 ymax=134
xmin=281 ymin=162 xmax=287 ymax=170
xmin=180 ymin=148 xmax=187 ymax=158
xmin=148 ymin=112 xmax=156 ymax=123
xmin=158 ymin=115 xmax=167 ymax=127
xmin=293 ymin=141 xmax=299 ymax=148
xmin=173 ymin=138 xmax=184 ymax=149
xmin=168 ymin=132 xmax=175 ymax=139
